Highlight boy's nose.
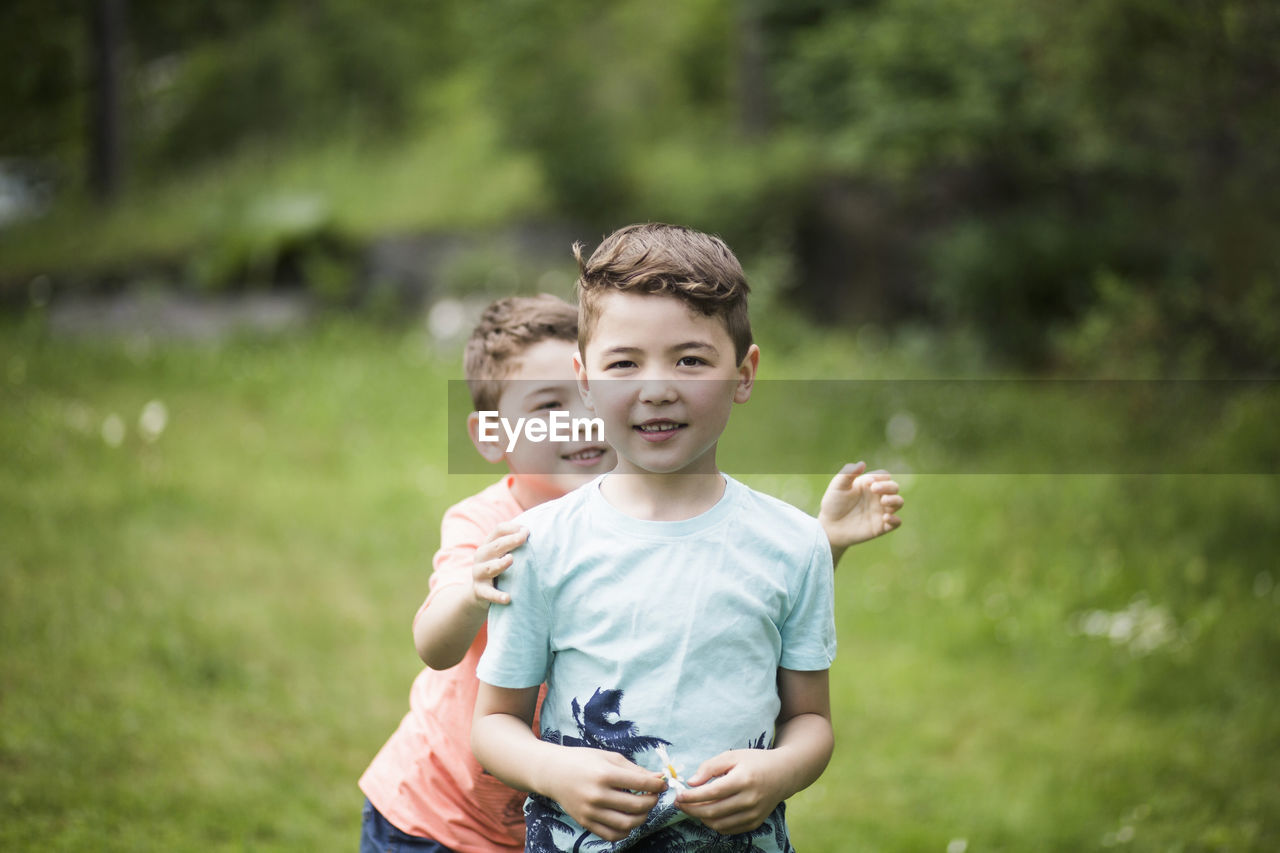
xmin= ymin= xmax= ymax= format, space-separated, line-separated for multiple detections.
xmin=637 ymin=376 xmax=678 ymax=405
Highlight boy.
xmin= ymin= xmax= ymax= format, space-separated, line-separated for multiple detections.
xmin=360 ymin=292 xmax=903 ymax=852
xmin=471 ymin=224 xmax=856 ymax=851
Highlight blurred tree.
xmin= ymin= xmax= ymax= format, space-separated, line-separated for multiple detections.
xmin=0 ymin=0 xmax=452 ymax=184
xmin=0 ymin=0 xmax=85 ymax=175
xmin=460 ymin=0 xmax=735 ymax=223
xmin=761 ymin=0 xmax=1280 ymax=372
xmin=1046 ymin=0 xmax=1280 ymax=374
xmin=136 ymin=0 xmax=448 ymax=170
xmin=87 ymin=0 xmax=126 ymax=202
xmin=3 ymin=0 xmax=1276 ymax=375
xmin=736 ymin=0 xmax=771 ymax=136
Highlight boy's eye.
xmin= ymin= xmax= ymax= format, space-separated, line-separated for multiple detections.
xmin=533 ymin=400 xmax=562 ymax=411
xmin=677 ymin=356 xmax=706 ymax=367
xmin=605 ymin=360 xmax=636 ymax=370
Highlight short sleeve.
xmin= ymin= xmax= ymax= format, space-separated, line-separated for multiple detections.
xmin=778 ymin=522 xmax=837 ymax=671
xmin=410 ymin=508 xmax=489 ymax=633
xmin=475 ymin=543 xmax=553 ymax=688
xmin=432 ymin=511 xmax=489 ymax=588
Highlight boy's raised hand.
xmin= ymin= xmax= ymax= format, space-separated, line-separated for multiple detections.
xmin=544 ymin=748 xmax=667 ymax=842
xmin=471 ymin=521 xmax=529 ymax=606
xmin=819 ymin=461 xmax=904 ymax=564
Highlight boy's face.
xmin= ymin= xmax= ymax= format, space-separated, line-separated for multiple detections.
xmin=575 ymin=291 xmax=758 ymax=477
xmin=480 ymin=339 xmax=615 ymax=507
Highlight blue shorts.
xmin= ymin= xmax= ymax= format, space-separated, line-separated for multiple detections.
xmin=360 ymin=798 xmax=459 ymax=853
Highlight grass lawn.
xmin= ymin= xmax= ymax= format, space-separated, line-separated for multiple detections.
xmin=1 ymin=316 xmax=1277 ymax=851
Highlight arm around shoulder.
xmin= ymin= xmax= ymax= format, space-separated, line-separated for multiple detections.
xmin=413 ymin=519 xmax=530 ymax=670
xmin=413 ymin=583 xmax=489 ymax=669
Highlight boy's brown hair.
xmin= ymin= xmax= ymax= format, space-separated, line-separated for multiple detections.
xmin=574 ymin=223 xmax=753 ymax=363
xmin=464 ymin=294 xmax=579 ymax=411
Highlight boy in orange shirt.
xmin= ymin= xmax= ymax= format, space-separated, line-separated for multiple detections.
xmin=359 ymin=293 xmax=903 ymax=852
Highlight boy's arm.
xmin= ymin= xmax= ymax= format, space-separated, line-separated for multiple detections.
xmin=818 ymin=461 xmax=905 ymax=568
xmin=414 ymin=521 xmax=529 ymax=669
xmin=675 ymin=668 xmax=833 ymax=835
xmin=471 ymin=682 xmax=666 ymax=841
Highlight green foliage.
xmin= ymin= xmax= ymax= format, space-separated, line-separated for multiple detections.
xmin=771 ymin=0 xmax=1050 ymax=177
xmin=186 ymin=192 xmax=338 ymax=289
xmin=0 ymin=0 xmax=86 ymax=168
xmin=765 ymin=0 xmax=1280 ymax=371
xmin=141 ymin=2 xmax=439 ymax=169
xmin=1056 ymin=270 xmax=1280 ymax=377
xmin=3 ymin=0 xmax=1278 ymax=374
xmin=627 ymin=132 xmax=816 ymax=252
xmin=0 ymin=114 xmax=545 ymax=286
xmin=462 ymin=0 xmax=736 ymax=221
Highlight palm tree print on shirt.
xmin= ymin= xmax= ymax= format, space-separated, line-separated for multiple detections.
xmin=524 ymin=688 xmax=789 ymax=852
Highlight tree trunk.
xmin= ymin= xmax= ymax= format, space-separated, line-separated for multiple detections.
xmin=87 ymin=0 xmax=125 ymax=203
xmin=737 ymin=0 xmax=770 ymax=137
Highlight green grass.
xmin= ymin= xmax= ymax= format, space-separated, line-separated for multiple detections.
xmin=2 ymin=317 xmax=1277 ymax=851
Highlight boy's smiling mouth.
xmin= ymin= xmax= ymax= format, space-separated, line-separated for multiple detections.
xmin=634 ymin=419 xmax=686 ymax=441
xmin=561 ymin=445 xmax=609 ymax=466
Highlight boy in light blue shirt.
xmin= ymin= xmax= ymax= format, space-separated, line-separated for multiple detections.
xmin=473 ymin=224 xmax=839 ymax=851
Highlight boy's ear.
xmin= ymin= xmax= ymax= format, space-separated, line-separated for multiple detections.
xmin=572 ymin=350 xmax=594 ymax=412
xmin=733 ymin=344 xmax=760 ymax=404
xmin=467 ymin=411 xmax=507 ymax=464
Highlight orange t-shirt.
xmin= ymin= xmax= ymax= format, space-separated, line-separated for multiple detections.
xmin=359 ymin=477 xmax=536 ymax=852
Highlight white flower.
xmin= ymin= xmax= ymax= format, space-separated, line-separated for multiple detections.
xmin=655 ymin=745 xmax=688 ymax=791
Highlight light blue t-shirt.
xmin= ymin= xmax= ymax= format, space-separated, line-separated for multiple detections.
xmin=476 ymin=474 xmax=837 ymax=852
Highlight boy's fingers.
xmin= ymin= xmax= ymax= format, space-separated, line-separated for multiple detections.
xmin=488 ymin=520 xmax=524 ymax=539
xmin=475 ymin=529 xmax=528 ymax=561
xmin=477 ymin=555 xmax=513 ymax=579
xmin=683 ymin=752 xmax=737 ymax=789
xmin=614 ymin=770 xmax=667 ymax=795
xmin=592 ymin=788 xmax=660 ymax=817
xmin=497 ymin=528 xmax=530 ymax=552
xmin=679 ymin=790 xmax=746 ymax=818
xmin=881 ymin=495 xmax=905 ymax=510
xmin=856 ymin=470 xmax=893 ymax=487
xmin=597 ymin=753 xmax=668 ymax=794
xmin=473 ymin=583 xmax=510 ymax=605
xmin=675 ymin=774 xmax=738 ymax=805
xmin=829 ymin=461 xmax=866 ymax=489
xmin=583 ymin=805 xmax=651 ymax=842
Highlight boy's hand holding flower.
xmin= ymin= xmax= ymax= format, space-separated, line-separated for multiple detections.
xmin=543 ymin=747 xmax=667 ymax=842
xmin=674 ymin=748 xmax=793 ymax=836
